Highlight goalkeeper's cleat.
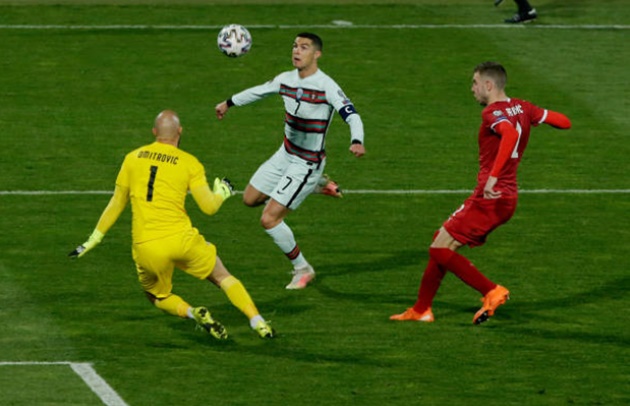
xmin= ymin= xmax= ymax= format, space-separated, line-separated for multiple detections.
xmin=390 ymin=307 xmax=434 ymax=322
xmin=285 ymin=264 xmax=315 ymax=290
xmin=192 ymin=307 xmax=228 ymax=339
xmin=317 ymin=174 xmax=343 ymax=198
xmin=504 ymin=9 xmax=537 ymax=23
xmin=253 ymin=320 xmax=275 ymax=339
xmin=473 ymin=285 xmax=510 ymax=325
xmin=68 ymin=245 xmax=87 ymax=258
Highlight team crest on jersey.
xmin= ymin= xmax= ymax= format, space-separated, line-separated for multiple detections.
xmin=338 ymin=89 xmax=351 ymax=105
xmin=493 ymin=110 xmax=503 ymax=117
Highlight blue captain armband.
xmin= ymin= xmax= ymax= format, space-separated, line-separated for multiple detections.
xmin=339 ymin=104 xmax=357 ymax=121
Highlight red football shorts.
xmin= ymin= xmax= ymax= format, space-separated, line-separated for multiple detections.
xmin=443 ymin=196 xmax=517 ymax=247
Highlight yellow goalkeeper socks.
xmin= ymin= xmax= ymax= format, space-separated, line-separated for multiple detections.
xmin=154 ymin=294 xmax=191 ymax=318
xmin=220 ymin=275 xmax=260 ymax=320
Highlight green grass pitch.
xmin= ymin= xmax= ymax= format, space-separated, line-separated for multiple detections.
xmin=0 ymin=1 xmax=628 ymax=405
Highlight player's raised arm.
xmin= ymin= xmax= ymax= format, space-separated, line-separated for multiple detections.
xmin=216 ymin=76 xmax=284 ymax=121
xmin=541 ymin=109 xmax=571 ymax=129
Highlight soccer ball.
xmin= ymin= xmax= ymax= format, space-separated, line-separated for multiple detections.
xmin=217 ymin=24 xmax=252 ymax=57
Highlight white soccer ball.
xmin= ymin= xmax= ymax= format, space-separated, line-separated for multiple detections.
xmin=217 ymin=24 xmax=252 ymax=57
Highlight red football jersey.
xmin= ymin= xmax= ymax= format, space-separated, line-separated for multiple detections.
xmin=474 ymin=98 xmax=546 ymax=198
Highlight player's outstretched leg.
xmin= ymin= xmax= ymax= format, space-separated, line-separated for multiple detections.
xmin=192 ymin=306 xmax=228 ymax=339
xmin=473 ymin=285 xmax=510 ymax=325
xmin=217 ymin=274 xmax=276 ymax=338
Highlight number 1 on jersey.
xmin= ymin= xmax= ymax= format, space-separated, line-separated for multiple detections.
xmin=147 ymin=165 xmax=158 ymax=202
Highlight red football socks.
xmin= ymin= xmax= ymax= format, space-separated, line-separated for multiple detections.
xmin=429 ymin=247 xmax=496 ymax=295
xmin=412 ymin=258 xmax=446 ymax=313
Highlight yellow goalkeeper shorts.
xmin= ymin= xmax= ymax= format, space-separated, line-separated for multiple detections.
xmin=132 ymin=227 xmax=217 ymax=299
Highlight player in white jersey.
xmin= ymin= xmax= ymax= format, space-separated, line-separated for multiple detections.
xmin=215 ymin=32 xmax=366 ymax=289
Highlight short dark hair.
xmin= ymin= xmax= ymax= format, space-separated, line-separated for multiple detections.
xmin=474 ymin=61 xmax=507 ymax=89
xmin=296 ymin=32 xmax=323 ymax=51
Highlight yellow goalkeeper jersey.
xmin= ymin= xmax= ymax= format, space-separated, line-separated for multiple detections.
xmin=116 ymin=141 xmax=208 ymax=243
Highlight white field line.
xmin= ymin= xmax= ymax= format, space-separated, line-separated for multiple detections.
xmin=0 ymin=362 xmax=128 ymax=406
xmin=1 ymin=189 xmax=629 ymax=196
xmin=0 ymin=24 xmax=628 ymax=30
xmin=70 ymin=363 xmax=129 ymax=406
xmin=348 ymin=189 xmax=630 ymax=194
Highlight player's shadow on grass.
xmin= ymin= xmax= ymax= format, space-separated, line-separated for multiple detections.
xmin=215 ymin=339 xmax=391 ymax=367
xmin=308 ymin=248 xmax=426 ymax=304
xmin=432 ymin=274 xmax=630 ymax=348
xmin=223 ymin=249 xmax=425 ymax=314
xmin=501 ymin=323 xmax=629 ymax=349
xmin=315 ymin=249 xmax=425 ymax=278
xmin=488 ymin=274 xmax=630 ymax=348
xmin=159 ymin=318 xmax=393 ymax=367
xmin=519 ymin=274 xmax=627 ymax=312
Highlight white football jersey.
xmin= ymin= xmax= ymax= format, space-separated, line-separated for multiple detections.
xmin=231 ymin=69 xmax=363 ymax=161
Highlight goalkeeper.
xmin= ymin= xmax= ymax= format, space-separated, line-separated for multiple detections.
xmin=69 ymin=110 xmax=274 ymax=339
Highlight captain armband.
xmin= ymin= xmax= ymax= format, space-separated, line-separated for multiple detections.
xmin=339 ymin=104 xmax=358 ymax=121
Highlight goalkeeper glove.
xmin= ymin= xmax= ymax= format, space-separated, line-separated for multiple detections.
xmin=213 ymin=177 xmax=234 ymax=201
xmin=69 ymin=229 xmax=104 ymax=259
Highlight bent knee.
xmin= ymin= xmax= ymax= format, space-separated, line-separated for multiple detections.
xmin=242 ymin=185 xmax=267 ymax=207
xmin=260 ymin=213 xmax=281 ymax=230
xmin=260 ymin=205 xmax=288 ymax=229
xmin=243 ymin=195 xmax=258 ymax=207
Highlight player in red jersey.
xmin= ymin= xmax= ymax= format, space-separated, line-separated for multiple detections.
xmin=391 ymin=61 xmax=571 ymax=325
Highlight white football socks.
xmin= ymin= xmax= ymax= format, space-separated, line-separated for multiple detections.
xmin=265 ymin=221 xmax=308 ymax=268
xmin=249 ymin=315 xmax=265 ymax=329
